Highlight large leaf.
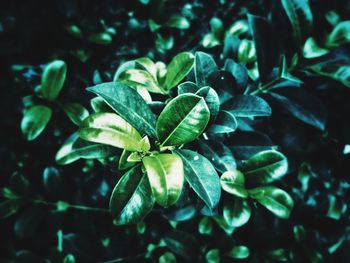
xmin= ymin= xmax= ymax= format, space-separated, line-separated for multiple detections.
xmin=110 ymin=166 xmax=155 ymax=225
xmin=224 ymin=95 xmax=271 ymax=117
xmin=164 ymin=52 xmax=194 ymax=90
xmin=55 ymin=133 xmax=117 ymax=165
xmin=195 ymin=51 xmax=219 ymax=87
xmin=241 ymin=150 xmax=288 ymax=185
xmin=224 ymin=59 xmax=249 ymax=91
xmin=195 ymin=86 xmax=220 ymax=122
xmin=220 ymin=170 xmax=248 ymax=198
xmin=156 ymin=94 xmax=210 ymax=146
xmin=269 ymin=88 xmax=327 ymax=129
xmin=223 ymin=198 xmax=251 ymax=227
xmin=79 ymin=112 xmax=146 ymax=152
xmin=248 ymin=186 xmax=294 ymax=219
xmin=41 ymin=60 xmax=67 ymax=101
xmin=281 ymin=0 xmax=313 ymax=48
xmin=87 ymin=82 xmax=157 ymax=138
xmin=142 ymin=154 xmax=184 ymax=207
xmin=198 ymin=140 xmax=236 ymax=173
xmin=63 ymin=103 xmax=89 ymax=126
xmin=21 ymin=105 xmax=52 ymax=141
xmin=174 ymin=149 xmax=221 ymax=209
xmin=326 ymin=21 xmax=350 ymax=48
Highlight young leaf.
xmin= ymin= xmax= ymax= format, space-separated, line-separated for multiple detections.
xmin=87 ymin=82 xmax=157 ymax=138
xmin=164 ymin=52 xmax=194 ymax=90
xmin=220 ymin=170 xmax=248 ymax=198
xmin=110 ymin=166 xmax=155 ymax=225
xmin=21 ymin=105 xmax=52 ymax=141
xmin=41 ymin=60 xmax=67 ymax=101
xmin=55 ymin=133 xmax=117 ymax=165
xmin=78 ymin=112 xmax=144 ymax=151
xmin=156 ymin=94 xmax=210 ymax=146
xmin=174 ymin=149 xmax=221 ymax=210
xmin=242 ymin=150 xmax=288 ymax=185
xmin=281 ymin=0 xmax=313 ymax=48
xmin=195 ymin=51 xmax=219 ymax=87
xmin=224 ymin=95 xmax=271 ymax=117
xmin=248 ymin=186 xmax=294 ymax=219
xmin=223 ymin=198 xmax=251 ymax=227
xmin=142 ymin=154 xmax=184 ymax=207
xmin=63 ymin=103 xmax=89 ymax=125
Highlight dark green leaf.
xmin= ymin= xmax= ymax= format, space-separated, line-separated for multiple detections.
xmin=21 ymin=105 xmax=52 ymax=141
xmin=207 ymin=110 xmax=238 ymax=134
xmin=174 ymin=149 xmax=221 ymax=209
xmin=206 ymin=249 xmax=220 ymax=263
xmin=178 ymin=81 xmax=200 ymax=94
xmin=326 ymin=21 xmax=350 ymax=48
xmin=195 ymin=86 xmax=220 ymax=121
xmin=164 ymin=230 xmax=199 ymax=260
xmin=90 ymin=97 xmax=112 ymax=112
xmin=198 ymin=217 xmax=213 ymax=235
xmin=110 ymin=166 xmax=155 ymax=225
xmin=195 ymin=52 xmax=219 ymax=87
xmin=156 ymin=94 xmax=210 ymax=146
xmin=87 ymin=82 xmax=157 ymax=138
xmin=225 ymin=95 xmax=271 ymax=117
xmin=223 ymin=198 xmax=251 ymax=227
xmin=63 ymin=103 xmax=89 ymax=126
xmin=41 ymin=60 xmax=67 ymax=101
xmin=227 ymin=246 xmax=250 ymax=259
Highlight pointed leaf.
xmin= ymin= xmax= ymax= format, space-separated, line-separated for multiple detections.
xmin=326 ymin=21 xmax=350 ymax=48
xmin=223 ymin=198 xmax=251 ymax=227
xmin=41 ymin=60 xmax=67 ymax=101
xmin=195 ymin=51 xmax=219 ymax=87
xmin=21 ymin=105 xmax=52 ymax=141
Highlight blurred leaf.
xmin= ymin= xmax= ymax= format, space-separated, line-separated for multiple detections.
xmin=198 ymin=217 xmax=213 ymax=235
xmin=110 ymin=166 xmax=155 ymax=225
xmin=206 ymin=248 xmax=220 ymax=263
xmin=303 ymin=37 xmax=329 ymax=58
xmin=159 ymin=251 xmax=176 ymax=263
xmin=164 ymin=230 xmax=199 ymax=260
xmin=88 ymin=32 xmax=112 ymax=45
xmin=41 ymin=60 xmax=67 ymax=101
xmin=63 ymin=103 xmax=89 ymax=126
xmin=21 ymin=105 xmax=52 ymax=141
xmin=326 ymin=20 xmax=350 ymax=48
xmin=223 ymin=198 xmax=251 ymax=227
xmin=238 ymin=39 xmax=256 ymax=64
xmin=0 ymin=200 xmax=20 ymax=219
xmin=14 ymin=206 xmax=46 ymax=239
xmin=226 ymin=245 xmax=250 ymax=259
xmin=42 ymin=167 xmax=65 ymax=199
xmin=166 ymin=15 xmax=190 ymax=29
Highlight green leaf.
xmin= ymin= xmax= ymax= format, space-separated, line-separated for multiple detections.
xmin=206 ymin=249 xmax=220 ymax=263
xmin=241 ymin=150 xmax=288 ymax=185
xmin=118 ymin=149 xmax=137 ymax=170
xmin=87 ymin=82 xmax=157 ymax=138
xmin=56 ymin=133 xmax=117 ymax=165
xmin=159 ymin=252 xmax=177 ymax=263
xmin=220 ymin=170 xmax=248 ymax=198
xmin=157 ymin=94 xmax=210 ymax=146
xmin=248 ymin=186 xmax=294 ymax=219
xmin=88 ymin=32 xmax=113 ymax=45
xmin=213 ymin=216 xmax=235 ymax=235
xmin=174 ymin=149 xmax=221 ymax=209
xmin=0 ymin=200 xmax=20 ymax=219
xmin=225 ymin=95 xmax=271 ymax=117
xmin=21 ymin=105 xmax=52 ymax=141
xmin=326 ymin=21 xmax=350 ymax=48
xmin=90 ymin=97 xmax=112 ymax=112
xmin=164 ymin=230 xmax=199 ymax=260
xmin=207 ymin=110 xmax=238 ymax=134
xmin=178 ymin=81 xmax=200 ymax=94
xmin=63 ymin=103 xmax=89 ymax=125
xmin=166 ymin=15 xmax=190 ymax=29
xmin=303 ymin=37 xmax=329 ymax=58
xmin=110 ymin=166 xmax=155 ymax=225
xmin=79 ymin=112 xmax=144 ymax=151
xmin=223 ymin=198 xmax=251 ymax=227
xmin=142 ymin=154 xmax=184 ymax=207
xmin=164 ymin=52 xmax=194 ymax=90
xmin=119 ymin=69 xmax=162 ymax=94
xmin=202 ymin=33 xmax=221 ymax=48
xmin=41 ymin=60 xmax=67 ymax=101
xmin=195 ymin=86 xmax=220 ymax=122
xmin=238 ymin=39 xmax=256 ymax=64
xmin=198 ymin=217 xmax=213 ymax=235
xmin=281 ymin=0 xmax=313 ymax=48
xmin=226 ymin=246 xmax=250 ymax=259
xmin=195 ymin=51 xmax=219 ymax=87
xmin=135 ymin=57 xmax=157 ymax=78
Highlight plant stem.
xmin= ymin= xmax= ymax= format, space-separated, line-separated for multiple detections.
xmin=33 ymin=199 xmax=109 ymax=213
xmin=250 ymin=77 xmax=281 ymax=95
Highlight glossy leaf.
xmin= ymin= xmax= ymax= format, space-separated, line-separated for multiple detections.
xmin=178 ymin=81 xmax=200 ymax=94
xmin=142 ymin=154 xmax=184 ymax=207
xmin=118 ymin=149 xmax=136 ymax=170
xmin=195 ymin=86 xmax=220 ymax=121
xmin=242 ymin=150 xmax=288 ymax=184
xmin=164 ymin=52 xmax=194 ymax=90
xmin=207 ymin=110 xmax=238 ymax=134
xmin=195 ymin=51 xmax=219 ymax=87
xmin=223 ymin=198 xmax=251 ymax=227
xmin=206 ymin=249 xmax=220 ymax=263
xmin=21 ymin=105 xmax=52 ymax=141
xmin=326 ymin=21 xmax=350 ymax=48
xmin=224 ymin=59 xmax=249 ymax=91
xmin=87 ymin=82 xmax=157 ymax=138
xmin=110 ymin=166 xmax=155 ymax=225
xmin=174 ymin=149 xmax=221 ymax=209
xmin=156 ymin=94 xmax=210 ymax=146
xmin=41 ymin=60 xmax=67 ymax=101
xmin=220 ymin=170 xmax=248 ymax=198
xmin=63 ymin=103 xmax=89 ymax=125
xmin=90 ymin=97 xmax=112 ymax=112
xmin=225 ymin=95 xmax=271 ymax=117
xmin=226 ymin=246 xmax=250 ymax=259
xmin=79 ymin=112 xmax=144 ymax=151
xmin=303 ymin=37 xmax=329 ymax=59
xmin=248 ymin=186 xmax=294 ymax=219
xmin=198 ymin=217 xmax=213 ymax=235
xmin=56 ymin=133 xmax=117 ymax=165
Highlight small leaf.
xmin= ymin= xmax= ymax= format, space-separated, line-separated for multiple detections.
xmin=207 ymin=110 xmax=238 ymax=134
xmin=110 ymin=166 xmax=155 ymax=225
xmin=142 ymin=154 xmax=184 ymax=207
xmin=220 ymin=170 xmax=248 ymax=198
xmin=87 ymin=82 xmax=157 ymax=138
xmin=164 ymin=52 xmax=194 ymax=90
xmin=79 ymin=112 xmax=144 ymax=151
xmin=195 ymin=52 xmax=219 ymax=87
xmin=198 ymin=217 xmax=213 ymax=235
xmin=224 ymin=59 xmax=249 ymax=91
xmin=226 ymin=246 xmax=250 ymax=259
xmin=166 ymin=15 xmax=190 ymax=29
xmin=326 ymin=21 xmax=350 ymax=48
xmin=63 ymin=103 xmax=89 ymax=125
xmin=206 ymin=249 xmax=220 ymax=263
xmin=248 ymin=186 xmax=294 ymax=219
xmin=41 ymin=60 xmax=67 ymax=101
xmin=241 ymin=150 xmax=288 ymax=185
xmin=223 ymin=198 xmax=251 ymax=227
xmin=164 ymin=230 xmax=199 ymax=260
xmin=224 ymin=95 xmax=271 ymax=117
xmin=90 ymin=97 xmax=112 ymax=112
xmin=21 ymin=105 xmax=52 ymax=141
xmin=156 ymin=94 xmax=210 ymax=146
xmin=118 ymin=150 xmax=136 ymax=170
xmin=303 ymin=37 xmax=329 ymax=58
xmin=159 ymin=252 xmax=177 ymax=263
xmin=174 ymin=149 xmax=221 ymax=210
xmin=178 ymin=81 xmax=200 ymax=94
